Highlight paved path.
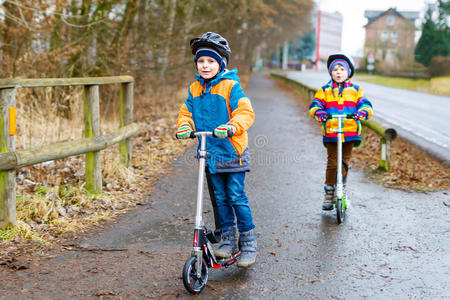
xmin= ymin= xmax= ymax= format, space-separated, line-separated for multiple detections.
xmin=0 ymin=73 xmax=448 ymax=299
xmin=286 ymin=71 xmax=450 ymax=165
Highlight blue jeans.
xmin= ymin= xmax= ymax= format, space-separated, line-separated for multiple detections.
xmin=209 ymin=172 xmax=255 ymax=233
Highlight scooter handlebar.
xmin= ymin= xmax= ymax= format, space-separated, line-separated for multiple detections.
xmin=176 ymin=130 xmax=234 ymax=139
xmin=212 ymin=129 xmax=234 ymax=138
xmin=325 ymin=113 xmax=357 ymax=121
xmin=194 ymin=131 xmax=234 ymax=138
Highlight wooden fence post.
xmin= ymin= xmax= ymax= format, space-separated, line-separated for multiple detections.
xmin=119 ymin=82 xmax=134 ymax=167
xmin=361 ymin=120 xmax=397 ymax=171
xmin=0 ymin=88 xmax=16 ymax=227
xmin=359 ymin=125 xmax=366 ymax=148
xmin=379 ymin=137 xmax=391 ymax=171
xmin=84 ymin=85 xmax=102 ymax=193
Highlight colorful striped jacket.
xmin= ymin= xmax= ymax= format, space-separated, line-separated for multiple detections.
xmin=177 ymin=68 xmax=255 ymax=174
xmin=309 ymin=80 xmax=373 ymax=146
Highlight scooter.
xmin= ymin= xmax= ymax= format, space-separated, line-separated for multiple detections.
xmin=179 ymin=131 xmax=240 ymax=295
xmin=326 ymin=114 xmax=358 ymax=224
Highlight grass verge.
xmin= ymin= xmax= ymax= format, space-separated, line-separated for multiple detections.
xmin=356 ymin=74 xmax=450 ymax=97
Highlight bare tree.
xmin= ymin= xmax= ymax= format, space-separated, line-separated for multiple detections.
xmin=159 ymin=0 xmax=177 ymax=83
xmin=0 ymin=0 xmax=314 ymax=92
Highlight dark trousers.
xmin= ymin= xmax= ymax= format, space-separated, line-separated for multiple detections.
xmin=325 ymin=141 xmax=354 ymax=187
xmin=209 ymin=172 xmax=255 ymax=233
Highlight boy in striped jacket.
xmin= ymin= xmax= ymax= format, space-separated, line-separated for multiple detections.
xmin=309 ymin=54 xmax=373 ymax=210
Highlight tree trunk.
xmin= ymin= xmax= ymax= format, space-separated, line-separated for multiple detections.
xmin=136 ymin=0 xmax=149 ymax=79
xmin=180 ymin=0 xmax=196 ymax=62
xmin=110 ymin=0 xmax=139 ymax=48
xmin=159 ymin=0 xmax=177 ymax=84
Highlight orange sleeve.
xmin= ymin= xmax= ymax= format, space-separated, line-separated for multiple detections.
xmin=176 ymin=87 xmax=196 ymax=130
xmin=229 ymin=97 xmax=255 ymax=135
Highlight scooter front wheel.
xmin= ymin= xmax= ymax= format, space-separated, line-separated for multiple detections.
xmin=182 ymin=256 xmax=209 ymax=294
xmin=336 ymin=197 xmax=345 ymax=224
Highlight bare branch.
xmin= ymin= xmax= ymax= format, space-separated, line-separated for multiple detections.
xmin=2 ymin=0 xmax=107 ymax=28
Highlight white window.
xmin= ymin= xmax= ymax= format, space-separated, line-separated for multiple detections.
xmin=390 ymin=52 xmax=397 ymax=61
xmin=391 ymin=31 xmax=398 ymax=43
xmin=387 ymin=15 xmax=395 ymax=26
xmin=381 ymin=31 xmax=389 ymax=41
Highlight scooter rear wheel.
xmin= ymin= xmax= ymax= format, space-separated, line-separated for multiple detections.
xmin=182 ymin=256 xmax=208 ymax=294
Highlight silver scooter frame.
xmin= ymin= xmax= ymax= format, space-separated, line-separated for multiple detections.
xmin=327 ymin=114 xmax=355 ymax=223
xmin=193 ymin=132 xmax=212 ymax=277
xmin=194 ymin=132 xmax=213 ymax=230
xmin=181 ymin=131 xmax=240 ymax=295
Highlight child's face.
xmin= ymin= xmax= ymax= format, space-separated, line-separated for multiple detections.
xmin=196 ymin=56 xmax=220 ymax=79
xmin=331 ymin=64 xmax=348 ymax=83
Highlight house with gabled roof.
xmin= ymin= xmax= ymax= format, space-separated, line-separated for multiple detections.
xmin=364 ymin=8 xmax=419 ymax=73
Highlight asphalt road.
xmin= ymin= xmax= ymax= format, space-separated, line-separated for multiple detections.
xmin=286 ymin=71 xmax=450 ymax=165
xmin=0 ymin=73 xmax=449 ymax=299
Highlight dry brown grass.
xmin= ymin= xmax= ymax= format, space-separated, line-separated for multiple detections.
xmin=16 ymin=87 xmax=83 ymax=149
xmin=1 ymin=81 xmax=194 ymax=248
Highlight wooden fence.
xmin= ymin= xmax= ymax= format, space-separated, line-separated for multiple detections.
xmin=0 ymin=76 xmax=140 ymax=228
xmin=270 ymin=73 xmax=397 ymax=171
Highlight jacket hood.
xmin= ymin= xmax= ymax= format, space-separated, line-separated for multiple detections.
xmin=195 ymin=68 xmax=240 ymax=86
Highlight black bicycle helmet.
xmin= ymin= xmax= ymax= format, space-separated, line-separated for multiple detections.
xmin=190 ymin=32 xmax=231 ymax=64
xmin=327 ymin=53 xmax=355 ymax=78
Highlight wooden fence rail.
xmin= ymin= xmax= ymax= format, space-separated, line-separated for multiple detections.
xmin=270 ymin=73 xmax=397 ymax=171
xmin=0 ymin=76 xmax=139 ymax=228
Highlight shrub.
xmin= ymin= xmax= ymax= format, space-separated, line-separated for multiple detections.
xmin=430 ymin=56 xmax=450 ymax=77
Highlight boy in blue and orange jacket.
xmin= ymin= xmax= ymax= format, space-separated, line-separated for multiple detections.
xmin=176 ymin=32 xmax=257 ymax=268
xmin=309 ymin=54 xmax=373 ymax=210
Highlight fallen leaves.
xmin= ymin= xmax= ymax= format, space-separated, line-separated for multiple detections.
xmin=0 ymin=257 xmax=29 ymax=270
xmin=352 ymin=129 xmax=450 ymax=191
xmin=1 ymin=89 xmax=193 ymax=254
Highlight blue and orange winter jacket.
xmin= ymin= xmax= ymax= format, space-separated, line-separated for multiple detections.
xmin=177 ymin=68 xmax=255 ymax=174
xmin=309 ymin=80 xmax=373 ymax=147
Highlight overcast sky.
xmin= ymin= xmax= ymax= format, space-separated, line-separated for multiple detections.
xmin=316 ymin=0 xmax=437 ymax=56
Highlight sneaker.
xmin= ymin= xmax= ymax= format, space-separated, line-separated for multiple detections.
xmin=237 ymin=230 xmax=257 ymax=268
xmin=322 ymin=185 xmax=335 ymax=211
xmin=215 ymin=227 xmax=238 ymax=259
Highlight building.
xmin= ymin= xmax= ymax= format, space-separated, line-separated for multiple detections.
xmin=315 ymin=10 xmax=343 ymax=70
xmin=267 ymin=9 xmax=343 ymax=71
xmin=364 ymin=8 xmax=419 ymax=73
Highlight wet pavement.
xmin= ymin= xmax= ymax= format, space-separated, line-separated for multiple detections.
xmin=1 ymin=73 xmax=449 ymax=299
